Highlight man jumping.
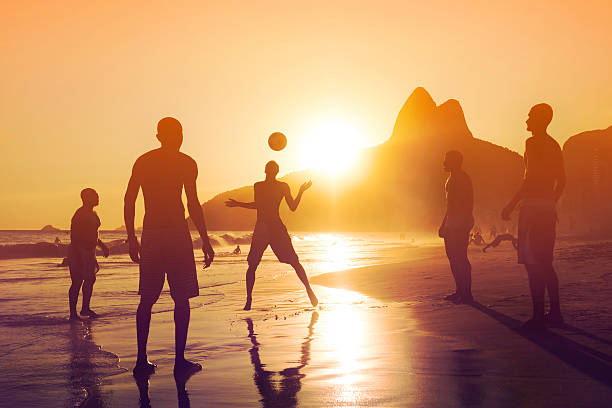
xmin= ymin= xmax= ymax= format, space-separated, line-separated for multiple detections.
xmin=124 ymin=117 xmax=215 ymax=376
xmin=502 ymin=103 xmax=566 ymax=329
xmin=225 ymin=160 xmax=318 ymax=311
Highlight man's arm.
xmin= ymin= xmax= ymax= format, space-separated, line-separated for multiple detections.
xmin=554 ymin=153 xmax=566 ymax=202
xmin=97 ymin=239 xmax=110 ymax=258
xmin=184 ymin=160 xmax=214 ymax=268
xmin=225 ymin=199 xmax=256 ymax=209
xmin=124 ymin=162 xmax=141 ymax=262
xmin=502 ymin=141 xmax=529 ymax=220
xmin=284 ymin=181 xmax=312 ymax=212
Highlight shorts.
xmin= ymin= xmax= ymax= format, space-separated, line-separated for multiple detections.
xmin=68 ymin=245 xmax=98 ymax=282
xmin=518 ymin=200 xmax=557 ymax=265
xmin=139 ymin=227 xmax=199 ymax=300
xmin=247 ymin=221 xmax=299 ymax=267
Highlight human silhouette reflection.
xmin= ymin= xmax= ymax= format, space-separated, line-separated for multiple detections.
xmin=134 ymin=366 xmax=198 ymax=407
xmin=67 ymin=320 xmax=104 ymax=406
xmin=246 ymin=312 xmax=318 ymax=407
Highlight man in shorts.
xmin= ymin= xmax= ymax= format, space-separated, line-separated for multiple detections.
xmin=68 ymin=188 xmax=109 ymax=321
xmin=225 ymin=160 xmax=318 ymax=311
xmin=124 ymin=117 xmax=215 ymax=376
xmin=438 ymin=151 xmax=474 ymax=304
xmin=502 ymin=103 xmax=566 ymax=329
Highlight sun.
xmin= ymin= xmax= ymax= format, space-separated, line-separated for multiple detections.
xmin=299 ymin=118 xmax=364 ymax=176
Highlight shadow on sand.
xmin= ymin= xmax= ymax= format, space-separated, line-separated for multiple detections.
xmin=470 ymin=302 xmax=612 ymax=389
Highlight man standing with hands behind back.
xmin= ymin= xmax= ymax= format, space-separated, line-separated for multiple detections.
xmin=124 ymin=117 xmax=215 ymax=376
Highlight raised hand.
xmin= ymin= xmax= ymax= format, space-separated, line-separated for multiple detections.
xmin=300 ymin=180 xmax=312 ymax=193
xmin=225 ymin=198 xmax=239 ymax=207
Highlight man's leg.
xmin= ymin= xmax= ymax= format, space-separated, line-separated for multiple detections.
xmin=134 ymin=295 xmax=158 ymax=374
xmin=443 ymin=237 xmax=461 ymax=301
xmin=544 ymin=265 xmax=563 ymax=321
xmin=69 ymin=277 xmax=84 ymax=320
xmin=244 ymin=264 xmax=257 ymax=310
xmin=524 ymin=264 xmax=546 ymax=328
xmin=173 ymin=297 xmax=201 ymax=374
xmin=291 ymin=262 xmax=318 ymax=307
xmin=80 ymin=279 xmax=98 ymax=317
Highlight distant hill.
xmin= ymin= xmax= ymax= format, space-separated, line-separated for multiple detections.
xmin=193 ymin=87 xmax=524 ymax=233
xmin=40 ymin=225 xmax=61 ymax=232
xmin=193 ymin=88 xmax=609 ymax=236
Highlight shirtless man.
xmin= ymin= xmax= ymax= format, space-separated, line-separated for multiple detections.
xmin=124 ymin=117 xmax=215 ymax=376
xmin=438 ymin=151 xmax=474 ymax=304
xmin=225 ymin=160 xmax=318 ymax=311
xmin=502 ymin=103 xmax=566 ymax=329
xmin=68 ymin=188 xmax=109 ymax=320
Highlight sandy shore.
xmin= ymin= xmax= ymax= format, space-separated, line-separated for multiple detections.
xmin=313 ymin=238 xmax=612 ymax=407
xmin=78 ymin=239 xmax=612 ymax=407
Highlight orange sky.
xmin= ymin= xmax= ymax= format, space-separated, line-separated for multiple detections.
xmin=1 ymin=1 xmax=611 ymax=229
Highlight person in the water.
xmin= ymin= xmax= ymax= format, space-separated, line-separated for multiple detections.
xmin=68 ymin=188 xmax=109 ymax=321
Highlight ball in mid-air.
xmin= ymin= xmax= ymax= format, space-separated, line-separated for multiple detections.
xmin=268 ymin=132 xmax=287 ymax=151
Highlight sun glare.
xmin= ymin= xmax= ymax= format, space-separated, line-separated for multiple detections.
xmin=299 ymin=118 xmax=364 ymax=176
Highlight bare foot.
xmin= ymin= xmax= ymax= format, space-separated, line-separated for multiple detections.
xmin=174 ymin=359 xmax=202 ymax=376
xmin=307 ymin=290 xmax=318 ymax=307
xmin=133 ymin=360 xmax=157 ymax=377
xmin=69 ymin=314 xmax=83 ymax=323
xmin=80 ymin=309 xmax=100 ymax=318
xmin=243 ymin=298 xmax=252 ymax=311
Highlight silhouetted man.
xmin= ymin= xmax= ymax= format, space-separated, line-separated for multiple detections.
xmin=124 ymin=117 xmax=215 ymax=376
xmin=225 ymin=161 xmax=318 ymax=311
xmin=502 ymin=103 xmax=566 ymax=329
xmin=68 ymin=188 xmax=109 ymax=321
xmin=438 ymin=151 xmax=474 ymax=303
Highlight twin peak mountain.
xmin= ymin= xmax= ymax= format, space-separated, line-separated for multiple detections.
xmin=193 ymin=87 xmax=610 ymax=236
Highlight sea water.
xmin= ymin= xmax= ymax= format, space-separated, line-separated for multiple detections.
xmin=0 ymin=231 xmax=418 ymax=407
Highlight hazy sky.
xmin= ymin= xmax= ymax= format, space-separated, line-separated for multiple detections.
xmin=2 ymin=1 xmax=611 ymax=229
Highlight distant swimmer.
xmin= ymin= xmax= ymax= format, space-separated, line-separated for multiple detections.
xmin=233 ymin=244 xmax=241 ymax=255
xmin=124 ymin=117 xmax=215 ymax=377
xmin=482 ymin=234 xmax=518 ymax=252
xmin=502 ymin=103 xmax=566 ymax=330
xmin=225 ymin=160 xmax=318 ymax=311
xmin=68 ymin=188 xmax=109 ymax=321
xmin=438 ymin=151 xmax=474 ymax=304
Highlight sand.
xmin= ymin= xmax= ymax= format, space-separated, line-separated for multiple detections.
xmin=77 ymin=239 xmax=612 ymax=407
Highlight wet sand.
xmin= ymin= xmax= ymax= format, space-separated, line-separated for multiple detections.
xmin=313 ymin=239 xmax=612 ymax=407
xmin=84 ymin=239 xmax=612 ymax=407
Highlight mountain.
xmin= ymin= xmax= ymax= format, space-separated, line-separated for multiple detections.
xmin=194 ymin=87 xmax=525 ymax=234
xmin=40 ymin=225 xmax=62 ymax=232
xmin=560 ymin=126 xmax=612 ymax=236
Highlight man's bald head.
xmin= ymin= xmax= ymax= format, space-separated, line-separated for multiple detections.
xmin=526 ymin=103 xmax=553 ymax=134
xmin=157 ymin=117 xmax=183 ymax=150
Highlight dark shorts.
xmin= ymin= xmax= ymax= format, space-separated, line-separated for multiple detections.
xmin=248 ymin=221 xmax=299 ymax=267
xmin=518 ymin=200 xmax=557 ymax=265
xmin=68 ymin=245 xmax=98 ymax=282
xmin=139 ymin=227 xmax=198 ymax=300
xmin=444 ymin=230 xmax=470 ymax=260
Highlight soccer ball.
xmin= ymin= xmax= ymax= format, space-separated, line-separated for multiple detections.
xmin=268 ymin=132 xmax=287 ymax=151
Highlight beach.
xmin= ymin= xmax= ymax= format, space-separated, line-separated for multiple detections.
xmin=1 ymin=233 xmax=611 ymax=407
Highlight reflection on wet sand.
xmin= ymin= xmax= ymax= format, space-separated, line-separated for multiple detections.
xmin=134 ymin=367 xmax=198 ymax=408
xmin=67 ymin=320 xmax=105 ymax=407
xmin=246 ymin=312 xmax=318 ymax=407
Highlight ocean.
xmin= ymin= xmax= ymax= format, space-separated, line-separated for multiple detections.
xmin=0 ymin=230 xmax=419 ymax=407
